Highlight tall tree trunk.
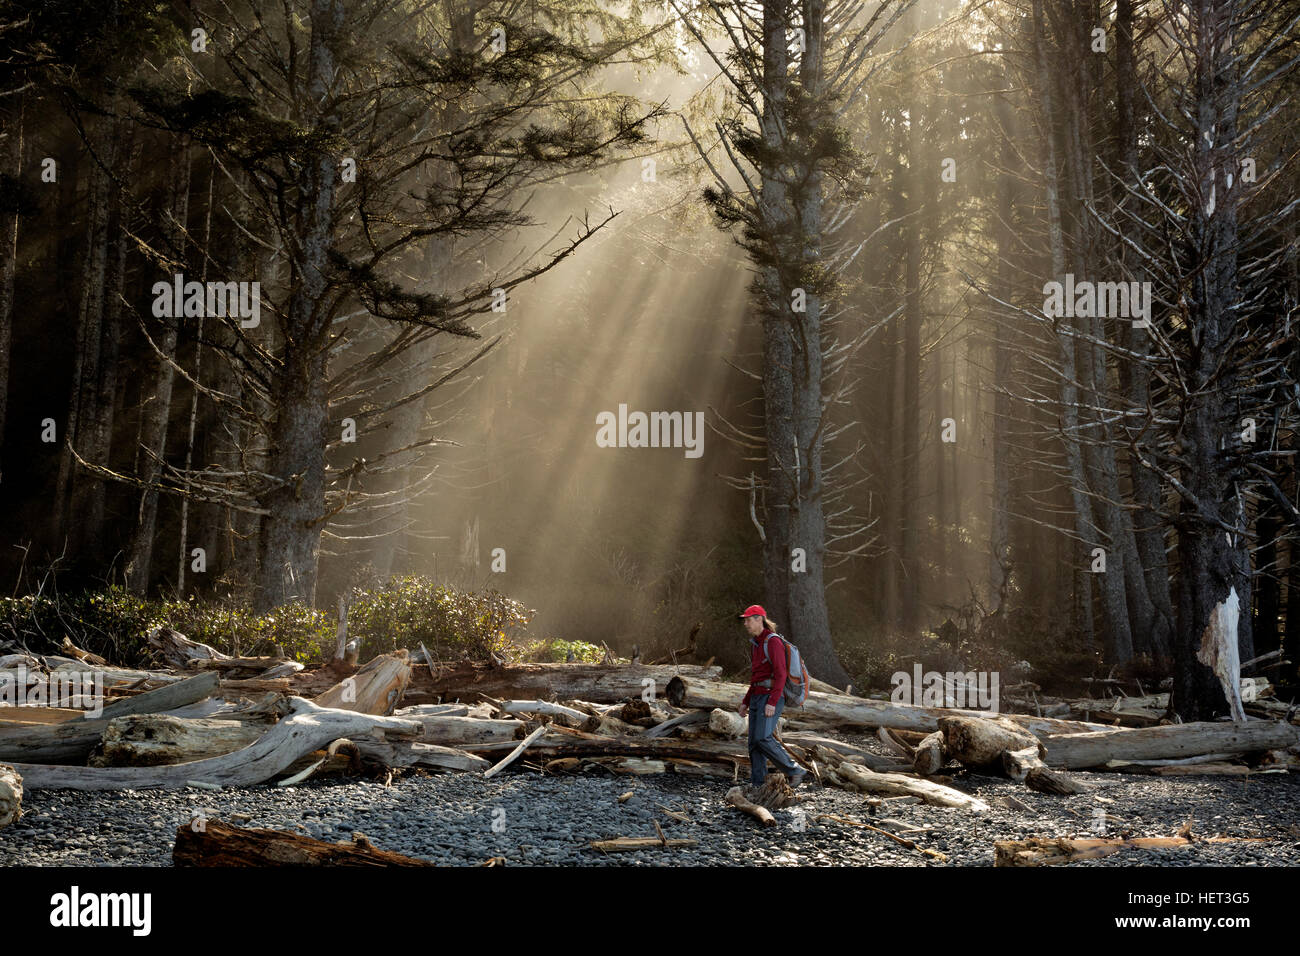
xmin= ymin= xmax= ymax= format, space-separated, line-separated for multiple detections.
xmin=988 ymin=93 xmax=1018 ymax=611
xmin=0 ymin=89 xmax=22 ymax=489
xmin=126 ymin=139 xmax=190 ymax=594
xmin=254 ymin=0 xmax=344 ymax=610
xmin=1170 ymin=0 xmax=1245 ymax=721
xmin=1114 ymin=0 xmax=1175 ymax=656
xmin=757 ymin=0 xmax=794 ymax=636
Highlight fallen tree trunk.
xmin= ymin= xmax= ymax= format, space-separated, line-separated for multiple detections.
xmin=173 ymin=819 xmax=434 ymax=866
xmin=1041 ymin=720 xmax=1300 ymax=769
xmin=0 ymin=764 xmax=20 ymax=829
xmin=667 ymin=676 xmax=1109 ymax=737
xmin=349 ymin=738 xmax=491 ymax=773
xmin=10 ymin=698 xmax=422 ymax=790
xmin=90 ymin=715 xmax=269 ymax=767
xmin=0 ymin=672 xmax=223 ymax=765
xmin=402 ymin=661 xmax=723 ymax=706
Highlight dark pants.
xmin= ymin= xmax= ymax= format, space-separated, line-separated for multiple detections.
xmin=747 ymin=694 xmax=799 ymax=786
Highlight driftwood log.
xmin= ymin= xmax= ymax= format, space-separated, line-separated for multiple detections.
xmin=995 ymin=834 xmax=1272 ymax=866
xmin=807 ymin=745 xmax=989 ymax=811
xmin=397 ymin=661 xmax=723 ymax=706
xmin=145 ymin=626 xmax=230 ymax=668
xmin=1041 ymin=720 xmax=1300 ymax=769
xmin=0 ymin=764 xmax=20 ymax=829
xmin=313 ymin=651 xmax=411 ymax=716
xmin=0 ymin=672 xmax=223 ymax=765
xmin=667 ymin=676 xmax=1108 ymax=737
xmin=9 ymin=698 xmax=422 ymax=790
xmin=89 ymin=715 xmax=270 ymax=767
xmin=173 ymin=819 xmax=435 ymax=866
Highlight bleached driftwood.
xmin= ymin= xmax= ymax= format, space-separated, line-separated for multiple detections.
xmin=0 ymin=764 xmax=21 ymax=829
xmin=8 ymin=698 xmax=423 ymax=790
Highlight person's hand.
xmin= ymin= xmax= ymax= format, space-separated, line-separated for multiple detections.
xmin=764 ymin=703 xmax=776 ymax=717
xmin=738 ymin=702 xmax=748 ymax=717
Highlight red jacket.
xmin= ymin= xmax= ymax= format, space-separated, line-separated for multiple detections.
xmin=742 ymin=628 xmax=788 ymax=709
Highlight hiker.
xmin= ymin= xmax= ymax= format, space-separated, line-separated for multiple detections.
xmin=737 ymin=604 xmax=806 ymax=788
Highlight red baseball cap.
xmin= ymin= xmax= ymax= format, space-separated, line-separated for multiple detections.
xmin=738 ymin=604 xmax=766 ymax=620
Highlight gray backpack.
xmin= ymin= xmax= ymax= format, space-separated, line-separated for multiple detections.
xmin=757 ymin=633 xmax=811 ymax=707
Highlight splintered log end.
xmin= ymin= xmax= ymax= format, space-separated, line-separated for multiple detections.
xmin=912 ymin=731 xmax=948 ymax=776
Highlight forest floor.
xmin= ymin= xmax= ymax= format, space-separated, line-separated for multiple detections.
xmin=3 ymin=731 xmax=1297 ymax=866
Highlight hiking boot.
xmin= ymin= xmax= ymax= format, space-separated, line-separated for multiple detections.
xmin=788 ymin=768 xmax=807 ymax=788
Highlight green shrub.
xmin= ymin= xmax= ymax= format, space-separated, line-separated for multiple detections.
xmin=347 ymin=576 xmax=533 ymax=663
xmin=516 ymin=637 xmax=604 ymax=663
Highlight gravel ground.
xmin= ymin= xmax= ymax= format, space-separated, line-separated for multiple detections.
xmin=4 ymin=733 xmax=1298 ymax=867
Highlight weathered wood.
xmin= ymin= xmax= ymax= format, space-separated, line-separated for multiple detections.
xmin=809 ymin=745 xmax=988 ymax=811
xmin=0 ymin=764 xmax=20 ymax=829
xmin=145 ymin=626 xmax=229 ymax=669
xmin=350 ymin=738 xmax=491 ymax=772
xmin=939 ymin=715 xmax=1042 ymax=771
xmin=995 ymin=834 xmax=1271 ymax=866
xmin=1003 ymin=745 xmax=1090 ymax=794
xmin=10 ymin=698 xmax=422 ymax=790
xmin=413 ymin=715 xmax=522 ymax=746
xmin=725 ymin=786 xmax=776 ymax=826
xmin=0 ymin=706 xmax=87 ymax=724
xmin=313 ymin=651 xmax=411 ymax=716
xmin=912 ymin=731 xmax=948 ymax=775
xmin=1041 ymin=720 xmax=1300 ymax=769
xmin=493 ymin=700 xmax=589 ymax=723
xmin=402 ymin=661 xmax=723 ymax=706
xmin=101 ymin=671 xmax=221 ymax=720
xmin=482 ymin=723 xmax=549 ymax=778
xmin=0 ymin=672 xmax=223 ymax=765
xmin=667 ymin=676 xmax=1108 ymax=737
xmin=90 ymin=715 xmax=269 ymax=767
xmin=589 ymin=834 xmax=698 ymax=852
xmin=173 ymin=819 xmax=434 ymax=866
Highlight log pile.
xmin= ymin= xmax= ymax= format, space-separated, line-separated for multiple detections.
xmin=2 ymin=627 xmax=1296 ymax=831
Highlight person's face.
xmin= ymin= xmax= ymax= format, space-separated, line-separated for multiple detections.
xmin=743 ymin=615 xmax=764 ymax=636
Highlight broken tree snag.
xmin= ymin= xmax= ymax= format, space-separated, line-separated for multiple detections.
xmin=995 ymin=834 xmax=1271 ymax=867
xmin=0 ymin=764 xmax=21 ymax=829
xmin=313 ymin=650 xmax=412 ymax=716
xmin=1196 ymin=587 xmax=1246 ymax=721
xmin=173 ymin=820 xmax=435 ymax=866
xmin=89 ymin=716 xmax=269 ymax=767
xmin=939 ymin=715 xmax=1042 ymax=771
xmin=145 ymin=626 xmax=230 ymax=669
xmin=10 ymin=698 xmax=422 ymax=791
xmin=403 ymin=661 xmax=723 ymax=706
xmin=665 ymin=676 xmax=1108 ymax=737
xmin=1041 ymin=720 xmax=1300 ymax=770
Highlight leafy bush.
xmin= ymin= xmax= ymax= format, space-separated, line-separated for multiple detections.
xmin=347 ymin=576 xmax=533 ymax=663
xmin=517 ymin=637 xmax=604 ymax=663
xmin=0 ymin=577 xmax=542 ymax=669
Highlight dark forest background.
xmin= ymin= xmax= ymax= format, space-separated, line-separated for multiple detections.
xmin=1 ymin=0 xmax=1297 ymax=712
